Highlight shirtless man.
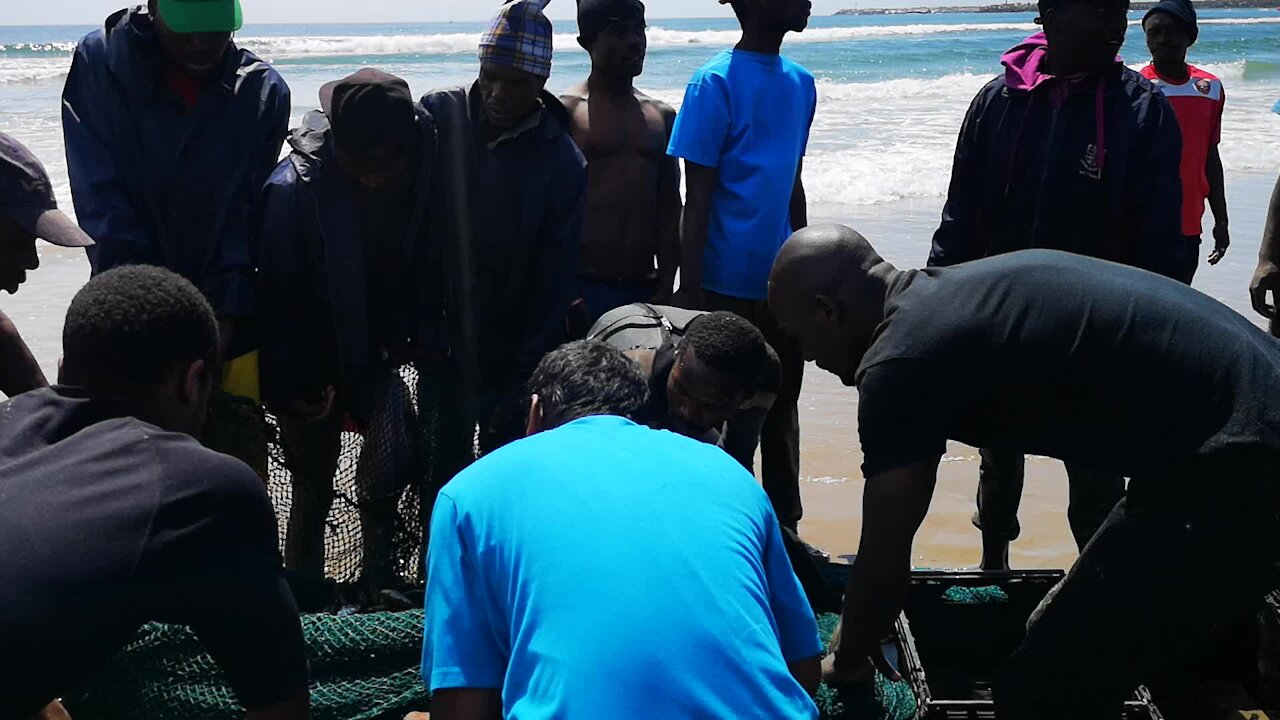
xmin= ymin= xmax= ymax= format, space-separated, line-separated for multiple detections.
xmin=562 ymin=0 xmax=680 ymax=327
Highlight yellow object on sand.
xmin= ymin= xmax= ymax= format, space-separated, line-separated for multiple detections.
xmin=220 ymin=350 xmax=261 ymax=403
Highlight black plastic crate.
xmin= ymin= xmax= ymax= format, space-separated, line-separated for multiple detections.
xmin=892 ymin=570 xmax=1163 ymax=720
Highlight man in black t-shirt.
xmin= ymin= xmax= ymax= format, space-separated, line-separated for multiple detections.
xmin=769 ymin=225 xmax=1280 ymax=719
xmin=0 ymin=266 xmax=309 ymax=720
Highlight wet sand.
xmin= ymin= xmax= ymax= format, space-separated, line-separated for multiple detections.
xmin=6 ymin=172 xmax=1276 ymax=574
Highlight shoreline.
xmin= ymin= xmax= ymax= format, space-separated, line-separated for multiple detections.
xmin=836 ymin=0 xmax=1279 ymax=14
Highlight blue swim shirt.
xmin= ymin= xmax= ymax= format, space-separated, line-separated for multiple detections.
xmin=668 ymin=49 xmax=817 ymax=301
xmin=422 ymin=415 xmax=821 ymax=719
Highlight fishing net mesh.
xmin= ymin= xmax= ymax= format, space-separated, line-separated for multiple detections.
xmin=66 ymin=611 xmax=912 ymax=720
xmin=65 ymin=362 xmax=917 ymax=719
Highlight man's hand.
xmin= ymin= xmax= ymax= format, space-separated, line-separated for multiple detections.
xmin=1209 ymin=224 xmax=1230 ymax=265
xmin=284 ymin=386 xmax=336 ymax=422
xmin=1251 ymin=260 xmax=1280 ymax=318
xmin=821 ymin=648 xmax=901 ymax=687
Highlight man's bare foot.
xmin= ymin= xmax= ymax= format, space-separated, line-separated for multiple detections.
xmin=403 ymin=713 xmax=429 ymax=720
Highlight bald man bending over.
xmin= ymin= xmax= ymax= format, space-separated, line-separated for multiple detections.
xmin=768 ymin=225 xmax=1280 ymax=719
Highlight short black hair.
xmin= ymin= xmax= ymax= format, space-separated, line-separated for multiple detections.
xmin=61 ymin=265 xmax=219 ymax=395
xmin=528 ymin=340 xmax=648 ymax=428
xmin=682 ymin=311 xmax=769 ymax=382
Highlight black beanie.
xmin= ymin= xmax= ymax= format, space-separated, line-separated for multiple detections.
xmin=319 ymin=68 xmax=418 ymax=154
xmin=577 ymin=0 xmax=645 ymax=44
xmin=1038 ymin=0 xmax=1128 ymax=16
xmin=1144 ymin=0 xmax=1199 ymax=43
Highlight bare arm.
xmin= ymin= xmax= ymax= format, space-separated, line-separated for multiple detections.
xmin=656 ymin=108 xmax=682 ymax=303
xmin=790 ymin=159 xmax=807 ymax=233
xmin=1250 ymin=173 xmax=1280 ymax=319
xmin=429 ymin=688 xmax=503 ymax=720
xmin=676 ymin=161 xmax=717 ymax=310
xmin=1206 ymin=144 xmax=1229 ymax=265
xmin=789 ymin=654 xmax=823 ymax=696
xmin=0 ymin=309 xmax=48 ymax=397
xmin=827 ymin=461 xmax=939 ymax=682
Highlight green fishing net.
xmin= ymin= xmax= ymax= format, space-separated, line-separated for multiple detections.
xmin=65 ymin=611 xmax=429 ymax=720
xmin=65 ymin=610 xmax=918 ymax=719
xmin=941 ymin=585 xmax=1010 ymax=604
xmin=816 ymin=613 xmax=918 ymax=720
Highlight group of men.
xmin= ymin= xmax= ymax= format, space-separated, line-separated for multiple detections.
xmin=1 ymin=0 xmax=1280 ymax=717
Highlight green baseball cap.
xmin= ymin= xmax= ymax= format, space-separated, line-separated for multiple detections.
xmin=156 ymin=0 xmax=243 ymax=34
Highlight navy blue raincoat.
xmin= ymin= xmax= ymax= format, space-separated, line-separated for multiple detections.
xmin=930 ymin=35 xmax=1185 ymax=279
xmin=62 ymin=7 xmax=290 ymax=318
xmin=256 ymin=107 xmax=437 ymax=423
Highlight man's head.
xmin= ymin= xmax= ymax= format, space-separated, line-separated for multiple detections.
xmin=721 ymin=0 xmax=812 ymax=34
xmin=1143 ymin=0 xmax=1197 ymax=67
xmin=526 ymin=340 xmax=648 ymax=433
xmin=769 ymin=225 xmax=896 ymax=385
xmin=578 ymin=0 xmax=647 ymax=78
xmin=148 ymin=0 xmax=239 ymax=78
xmin=320 ymin=69 xmax=420 ymax=197
xmin=60 ymin=266 xmax=219 ymax=438
xmin=0 ymin=132 xmax=93 ymax=295
xmin=1037 ymin=0 xmax=1129 ymax=77
xmin=478 ymin=0 xmax=553 ymax=130
xmin=666 ymin=312 xmax=771 ymax=438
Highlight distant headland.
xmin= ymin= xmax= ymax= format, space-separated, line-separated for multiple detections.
xmin=835 ymin=0 xmax=1277 ymax=14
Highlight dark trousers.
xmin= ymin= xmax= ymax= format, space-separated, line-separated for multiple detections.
xmin=1179 ymin=234 xmax=1201 ymax=285
xmin=704 ymin=290 xmax=805 ymax=529
xmin=973 ymin=448 xmax=1127 ymax=551
xmin=993 ymin=462 xmax=1280 ymax=718
xmin=279 ymin=373 xmax=423 ymax=587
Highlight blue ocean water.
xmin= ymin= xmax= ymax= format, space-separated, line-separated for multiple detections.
xmin=1 ymin=10 xmax=1277 ymax=210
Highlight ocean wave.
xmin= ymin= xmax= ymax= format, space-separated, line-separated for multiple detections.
xmin=0 ymin=59 xmax=73 ymax=85
xmin=237 ymin=24 xmax=1052 ymax=60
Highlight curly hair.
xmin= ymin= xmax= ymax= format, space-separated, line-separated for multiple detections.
xmin=60 ymin=265 xmax=218 ymax=395
xmin=682 ymin=311 xmax=769 ymax=382
xmin=528 ymin=340 xmax=649 ymax=428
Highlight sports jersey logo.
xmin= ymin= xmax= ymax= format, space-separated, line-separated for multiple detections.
xmin=1195 ymin=78 xmax=1212 ymax=95
xmin=1079 ymin=144 xmax=1103 ymax=181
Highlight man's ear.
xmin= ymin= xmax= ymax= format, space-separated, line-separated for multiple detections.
xmin=526 ymin=394 xmax=545 ymax=437
xmin=181 ymin=358 xmax=208 ymax=408
xmin=816 ymin=294 xmax=841 ymax=325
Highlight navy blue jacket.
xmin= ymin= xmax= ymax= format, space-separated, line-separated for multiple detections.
xmin=256 ymin=107 xmax=437 ymax=422
xmin=421 ymin=84 xmax=586 ymax=413
xmin=930 ymin=62 xmax=1185 ymax=279
xmin=62 ymin=7 xmax=290 ymax=317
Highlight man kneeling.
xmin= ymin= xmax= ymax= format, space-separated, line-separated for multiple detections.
xmin=422 ymin=340 xmax=822 ymax=719
xmin=0 ymin=266 xmax=308 ymax=720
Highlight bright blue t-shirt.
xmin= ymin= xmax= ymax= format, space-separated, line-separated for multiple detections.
xmin=422 ymin=415 xmax=821 ymax=719
xmin=668 ymin=49 xmax=817 ymax=301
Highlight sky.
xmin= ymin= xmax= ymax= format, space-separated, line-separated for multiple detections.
xmin=10 ymin=0 xmax=872 ymax=27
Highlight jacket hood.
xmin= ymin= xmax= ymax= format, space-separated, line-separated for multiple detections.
xmin=1002 ymin=32 xmax=1055 ymax=91
xmin=287 ymin=104 xmax=435 ymax=182
xmin=1001 ymin=32 xmax=1124 ymax=92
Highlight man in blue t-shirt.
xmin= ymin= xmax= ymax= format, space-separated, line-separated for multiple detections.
xmin=667 ymin=0 xmax=817 ymax=537
xmin=421 ymin=340 xmax=822 ymax=719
